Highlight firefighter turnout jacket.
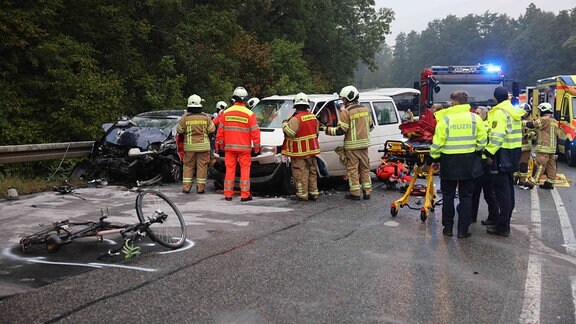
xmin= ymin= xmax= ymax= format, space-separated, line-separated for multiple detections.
xmin=325 ymin=103 xmax=373 ymax=150
xmin=485 ymin=100 xmax=524 ymax=173
xmin=177 ymin=112 xmax=216 ymax=152
xmin=430 ymin=104 xmax=487 ymax=180
xmin=526 ymin=115 xmax=558 ymax=154
xmin=281 ymin=111 xmax=320 ymax=158
xmin=216 ymin=102 xmax=260 ymax=152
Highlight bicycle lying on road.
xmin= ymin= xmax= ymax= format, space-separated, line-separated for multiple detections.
xmin=19 ymin=190 xmax=187 ymax=258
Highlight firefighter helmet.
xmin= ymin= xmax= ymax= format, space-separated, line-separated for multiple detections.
xmin=538 ymin=102 xmax=553 ymax=113
xmin=187 ymin=94 xmax=203 ymax=108
xmin=247 ymin=97 xmax=260 ymax=110
xmin=232 ymin=86 xmax=248 ymax=102
xmin=339 ymin=85 xmax=359 ymax=102
xmin=520 ymin=103 xmax=531 ymax=113
xmin=216 ymin=101 xmax=227 ymax=111
xmin=293 ymin=92 xmax=310 ymax=108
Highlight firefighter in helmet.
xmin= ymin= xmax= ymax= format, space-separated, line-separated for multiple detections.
xmin=177 ymin=94 xmax=216 ymax=194
xmin=515 ymin=103 xmax=536 ymax=186
xmin=323 ymin=85 xmax=374 ymax=200
xmin=281 ymin=92 xmax=321 ymax=201
xmin=216 ymin=86 xmax=261 ymax=201
xmin=522 ymin=102 xmax=558 ymax=189
xmin=247 ymin=97 xmax=260 ymax=110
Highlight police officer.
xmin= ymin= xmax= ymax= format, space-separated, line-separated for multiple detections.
xmin=216 ymin=87 xmax=261 ymax=201
xmin=523 ymin=102 xmax=559 ymax=190
xmin=470 ymin=106 xmax=499 ymax=225
xmin=282 ymin=93 xmax=321 ymax=201
xmin=177 ymin=94 xmax=216 ymax=194
xmin=484 ymin=87 xmax=524 ymax=237
xmin=430 ymin=90 xmax=486 ymax=238
xmin=324 ymin=85 xmax=374 ymax=200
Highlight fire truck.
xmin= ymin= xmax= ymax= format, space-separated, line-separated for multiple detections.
xmin=531 ymin=75 xmax=576 ymax=166
xmin=414 ymin=64 xmax=512 ymax=115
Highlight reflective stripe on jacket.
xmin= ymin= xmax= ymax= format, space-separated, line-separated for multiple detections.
xmin=177 ymin=112 xmax=215 ymax=152
xmin=533 ymin=115 xmax=558 ymax=154
xmin=326 ymin=103 xmax=373 ymax=150
xmin=216 ymin=103 xmax=260 ymax=152
xmin=430 ymin=104 xmax=487 ymax=159
xmin=485 ymin=100 xmax=524 ymax=155
xmin=281 ymin=111 xmax=320 ymax=158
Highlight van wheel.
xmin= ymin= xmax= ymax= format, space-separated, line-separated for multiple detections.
xmin=281 ymin=169 xmax=297 ymax=195
xmin=566 ymin=141 xmax=576 ymax=167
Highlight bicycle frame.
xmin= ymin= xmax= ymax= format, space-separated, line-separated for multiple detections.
xmin=19 ymin=190 xmax=185 ymax=255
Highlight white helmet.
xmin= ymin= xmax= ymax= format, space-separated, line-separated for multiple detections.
xmin=187 ymin=94 xmax=204 ymax=108
xmin=538 ymin=102 xmax=553 ymax=113
xmin=339 ymin=85 xmax=359 ymax=102
xmin=519 ymin=103 xmax=532 ymax=113
xmin=216 ymin=101 xmax=228 ymax=111
xmin=232 ymin=86 xmax=248 ymax=102
xmin=247 ymin=97 xmax=260 ymax=109
xmin=293 ymin=92 xmax=310 ymax=108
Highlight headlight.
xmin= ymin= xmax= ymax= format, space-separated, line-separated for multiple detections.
xmin=260 ymin=145 xmax=277 ymax=155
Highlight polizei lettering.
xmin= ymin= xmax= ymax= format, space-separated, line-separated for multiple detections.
xmin=450 ymin=123 xmax=472 ymax=130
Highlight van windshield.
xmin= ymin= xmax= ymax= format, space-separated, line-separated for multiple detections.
xmin=252 ymin=99 xmax=296 ymax=128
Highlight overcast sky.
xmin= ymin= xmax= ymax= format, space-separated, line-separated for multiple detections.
xmin=375 ymin=0 xmax=575 ymax=45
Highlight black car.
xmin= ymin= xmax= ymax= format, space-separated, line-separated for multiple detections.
xmin=79 ymin=110 xmax=186 ymax=186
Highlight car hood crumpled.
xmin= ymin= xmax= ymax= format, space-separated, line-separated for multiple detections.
xmin=103 ymin=126 xmax=172 ymax=150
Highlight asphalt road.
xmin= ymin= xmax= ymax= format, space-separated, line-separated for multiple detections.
xmin=0 ymin=163 xmax=575 ymax=323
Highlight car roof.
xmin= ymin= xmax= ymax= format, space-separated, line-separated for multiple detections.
xmin=360 ymin=88 xmax=421 ymax=96
xmin=262 ymin=93 xmax=394 ymax=101
xmin=135 ymin=109 xmax=187 ymax=118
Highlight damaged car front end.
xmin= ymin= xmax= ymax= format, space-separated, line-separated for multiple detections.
xmin=81 ymin=110 xmax=185 ymax=186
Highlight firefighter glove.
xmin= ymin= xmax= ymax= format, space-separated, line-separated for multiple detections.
xmin=217 ymin=150 xmax=225 ymax=157
xmin=251 ymin=148 xmax=261 ymax=157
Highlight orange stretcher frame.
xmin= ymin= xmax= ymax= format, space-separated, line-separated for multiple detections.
xmin=380 ymin=140 xmax=438 ymax=222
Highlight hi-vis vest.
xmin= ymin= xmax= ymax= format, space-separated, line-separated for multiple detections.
xmin=281 ymin=111 xmax=320 ymax=158
xmin=216 ymin=103 xmax=261 ymax=152
xmin=177 ymin=113 xmax=215 ymax=152
xmin=430 ymin=104 xmax=487 ymax=159
xmin=486 ymin=100 xmax=523 ymax=155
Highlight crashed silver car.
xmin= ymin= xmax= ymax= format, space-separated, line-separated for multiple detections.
xmin=77 ymin=110 xmax=185 ymax=186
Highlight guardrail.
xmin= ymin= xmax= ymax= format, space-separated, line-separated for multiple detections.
xmin=0 ymin=141 xmax=94 ymax=164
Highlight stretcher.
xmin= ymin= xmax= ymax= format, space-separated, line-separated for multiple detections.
xmin=379 ymin=140 xmax=438 ymax=222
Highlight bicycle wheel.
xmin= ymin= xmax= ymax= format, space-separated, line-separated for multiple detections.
xmin=135 ymin=190 xmax=187 ymax=249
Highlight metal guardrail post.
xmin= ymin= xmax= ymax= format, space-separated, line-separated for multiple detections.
xmin=0 ymin=141 xmax=94 ymax=164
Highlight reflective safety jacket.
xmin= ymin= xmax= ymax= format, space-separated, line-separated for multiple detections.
xmin=430 ymin=104 xmax=487 ymax=159
xmin=326 ymin=103 xmax=373 ymax=150
xmin=281 ymin=110 xmax=320 ymax=158
xmin=527 ymin=115 xmax=558 ymax=154
xmin=177 ymin=112 xmax=215 ymax=152
xmin=216 ymin=102 xmax=260 ymax=152
xmin=485 ymin=100 xmax=524 ymax=173
xmin=430 ymin=104 xmax=487 ymax=180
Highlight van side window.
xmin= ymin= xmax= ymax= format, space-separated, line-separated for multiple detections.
xmin=317 ymin=102 xmax=339 ymax=127
xmin=372 ymin=101 xmax=398 ymax=125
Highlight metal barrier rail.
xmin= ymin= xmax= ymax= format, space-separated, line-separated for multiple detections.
xmin=0 ymin=141 xmax=94 ymax=164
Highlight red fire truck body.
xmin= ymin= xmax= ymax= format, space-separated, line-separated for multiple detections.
xmin=416 ymin=64 xmax=506 ymax=115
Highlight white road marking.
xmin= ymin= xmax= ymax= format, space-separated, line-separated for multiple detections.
xmin=520 ymin=188 xmax=542 ymax=324
xmin=550 ymin=188 xmax=576 ymax=256
xmin=572 ymin=276 xmax=576 ymax=322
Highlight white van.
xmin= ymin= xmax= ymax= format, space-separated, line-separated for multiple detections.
xmin=209 ymin=93 xmax=404 ymax=193
xmin=361 ymin=88 xmax=421 ymax=121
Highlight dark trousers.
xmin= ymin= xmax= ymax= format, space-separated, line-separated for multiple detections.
xmin=471 ymin=173 xmax=499 ymax=222
xmin=441 ymin=178 xmax=475 ymax=234
xmin=491 ymin=172 xmax=512 ymax=233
